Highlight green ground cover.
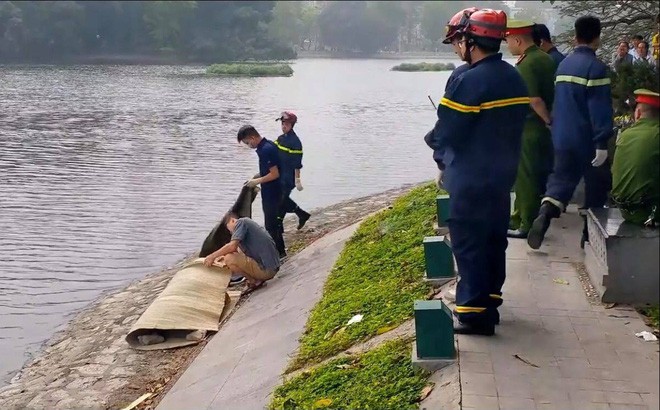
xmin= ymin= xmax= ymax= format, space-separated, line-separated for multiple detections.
xmin=287 ymin=183 xmax=438 ymax=371
xmin=271 ymin=338 xmax=429 ymax=410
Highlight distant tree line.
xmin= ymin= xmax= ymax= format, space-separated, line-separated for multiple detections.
xmin=0 ymin=0 xmax=521 ymax=63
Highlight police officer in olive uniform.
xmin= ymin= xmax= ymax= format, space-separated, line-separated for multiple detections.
xmin=505 ymin=21 xmax=557 ymax=238
xmin=611 ymin=89 xmax=660 ymax=226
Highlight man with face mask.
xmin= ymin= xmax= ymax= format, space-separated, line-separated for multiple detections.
xmin=425 ymin=8 xmax=529 ymax=335
xmin=238 ymin=125 xmax=287 ymax=259
xmin=274 ymin=111 xmax=311 ymax=231
xmin=611 ymin=89 xmax=660 ymax=226
xmin=505 ymin=21 xmax=557 ymax=239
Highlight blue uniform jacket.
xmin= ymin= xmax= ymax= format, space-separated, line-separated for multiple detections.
xmin=428 ymin=53 xmax=529 ymax=195
xmin=255 ymin=138 xmax=282 ymax=200
xmin=551 ymin=46 xmax=613 ymax=156
xmin=548 ymin=47 xmax=566 ymax=67
xmin=425 ymin=63 xmax=471 ymax=159
xmin=275 ymin=130 xmax=303 ymax=190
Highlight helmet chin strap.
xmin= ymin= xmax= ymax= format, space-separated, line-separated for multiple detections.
xmin=462 ymin=36 xmax=474 ymax=65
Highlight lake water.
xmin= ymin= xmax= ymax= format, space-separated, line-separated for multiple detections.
xmin=0 ymin=57 xmax=466 ymax=384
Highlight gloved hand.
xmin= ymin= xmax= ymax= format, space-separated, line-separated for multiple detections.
xmin=295 ymin=177 xmax=304 ymax=191
xmin=591 ymin=149 xmax=608 ymax=167
xmin=245 ymin=178 xmax=260 ymax=188
xmin=435 ymin=170 xmax=444 ymax=189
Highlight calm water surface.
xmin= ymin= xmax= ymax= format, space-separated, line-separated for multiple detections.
xmin=0 ymin=58 xmax=464 ymax=383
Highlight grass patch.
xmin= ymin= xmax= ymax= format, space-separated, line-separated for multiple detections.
xmin=637 ymin=305 xmax=659 ymax=330
xmin=391 ymin=62 xmax=456 ymax=72
xmin=206 ymin=63 xmax=293 ymax=77
xmin=287 ymin=183 xmax=437 ymax=371
xmin=271 ymin=338 xmax=429 ymax=410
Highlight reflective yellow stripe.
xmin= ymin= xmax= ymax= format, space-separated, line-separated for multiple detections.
xmin=440 ymin=96 xmax=530 ymax=113
xmin=555 ymin=75 xmax=611 ymax=87
xmin=489 ymin=294 xmax=502 ymax=299
xmin=440 ymin=97 xmax=480 ymax=113
xmin=455 ymin=306 xmax=487 ymax=313
xmin=274 ymin=140 xmax=303 ymax=154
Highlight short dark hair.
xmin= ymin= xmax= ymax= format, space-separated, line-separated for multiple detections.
xmin=222 ymin=211 xmax=240 ymax=225
xmin=619 ymin=41 xmax=630 ymax=48
xmin=632 ymin=34 xmax=644 ymax=41
xmin=533 ymin=24 xmax=552 ymax=46
xmin=237 ymin=125 xmax=260 ymax=142
xmin=639 ymin=40 xmax=650 ymax=49
xmin=473 ymin=36 xmax=501 ymax=53
xmin=574 ymin=16 xmax=601 ymax=44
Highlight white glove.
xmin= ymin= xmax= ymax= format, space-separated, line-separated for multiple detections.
xmin=435 ymin=170 xmax=444 ymax=189
xmin=591 ymin=149 xmax=608 ymax=167
xmin=295 ymin=177 xmax=304 ymax=191
xmin=245 ymin=178 xmax=260 ymax=188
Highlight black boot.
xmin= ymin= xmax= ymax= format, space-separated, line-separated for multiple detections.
xmin=507 ymin=229 xmax=528 ymax=239
xmin=527 ymin=202 xmax=561 ymax=250
xmin=296 ymin=209 xmax=310 ymax=230
xmin=454 ymin=321 xmax=495 ymax=336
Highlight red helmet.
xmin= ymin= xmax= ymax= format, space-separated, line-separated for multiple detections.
xmin=463 ymin=9 xmax=507 ymax=40
xmin=443 ymin=7 xmax=479 ymax=44
xmin=276 ymin=111 xmax=297 ymax=125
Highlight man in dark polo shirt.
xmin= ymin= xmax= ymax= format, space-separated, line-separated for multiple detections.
xmin=237 ymin=125 xmax=286 ymax=258
xmin=203 ymin=212 xmax=281 ymax=291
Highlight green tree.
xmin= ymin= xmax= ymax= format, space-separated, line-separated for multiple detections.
xmin=421 ymin=1 xmax=453 ymax=46
xmin=268 ymin=1 xmax=303 ymax=47
xmin=545 ymin=1 xmax=659 ymax=56
xmin=143 ymin=1 xmax=196 ymax=51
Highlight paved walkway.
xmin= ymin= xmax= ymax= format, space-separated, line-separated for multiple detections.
xmin=157 ymin=223 xmax=360 ymax=410
xmin=459 ymin=208 xmax=659 ymax=410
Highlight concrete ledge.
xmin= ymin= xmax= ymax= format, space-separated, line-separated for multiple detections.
xmin=411 ymin=344 xmax=456 ymax=372
xmin=585 ymin=208 xmax=659 ymax=304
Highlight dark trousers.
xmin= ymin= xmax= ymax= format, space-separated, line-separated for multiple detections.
xmin=278 ymin=187 xmax=308 ymax=221
xmin=545 ymin=149 xmax=611 ymax=208
xmin=449 ymin=188 xmax=510 ymax=326
xmin=263 ymin=196 xmax=285 ymax=256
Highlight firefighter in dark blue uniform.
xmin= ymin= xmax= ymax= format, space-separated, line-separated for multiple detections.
xmin=527 ymin=16 xmax=614 ymax=250
xmin=238 ymin=125 xmax=287 ymax=258
xmin=424 ymin=8 xmax=478 ymax=187
xmin=426 ymin=8 xmax=529 ymax=335
xmin=275 ymin=111 xmax=311 ymax=231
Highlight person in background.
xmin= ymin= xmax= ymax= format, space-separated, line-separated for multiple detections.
xmin=634 ymin=41 xmax=656 ymax=65
xmin=611 ymin=89 xmax=660 ymax=226
xmin=612 ymin=41 xmax=634 ymax=71
xmin=527 ymin=16 xmax=614 ymax=250
xmin=532 ymin=23 xmax=565 ymax=68
xmin=203 ymin=212 xmax=281 ymax=292
xmin=505 ymin=20 xmax=556 ymax=239
xmin=426 ymin=8 xmax=529 ymax=335
xmin=274 ymin=111 xmax=311 ymax=231
xmin=238 ymin=125 xmax=287 ymax=259
xmin=629 ymin=34 xmax=643 ymax=59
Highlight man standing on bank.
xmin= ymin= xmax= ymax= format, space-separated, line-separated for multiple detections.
xmin=505 ymin=21 xmax=557 ymax=239
xmin=426 ymin=8 xmax=529 ymax=335
xmin=527 ymin=16 xmax=614 ymax=250
xmin=239 ymin=125 xmax=287 ymax=259
xmin=275 ymin=111 xmax=311 ymax=231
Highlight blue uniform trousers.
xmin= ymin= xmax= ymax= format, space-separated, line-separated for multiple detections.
xmin=262 ymin=194 xmax=285 ymax=256
xmin=450 ymin=188 xmax=510 ymax=326
xmin=545 ymin=150 xmax=611 ymax=208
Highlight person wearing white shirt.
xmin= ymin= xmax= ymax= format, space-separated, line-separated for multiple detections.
xmin=634 ymin=41 xmax=656 ymax=65
xmin=629 ymin=35 xmax=643 ymax=59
